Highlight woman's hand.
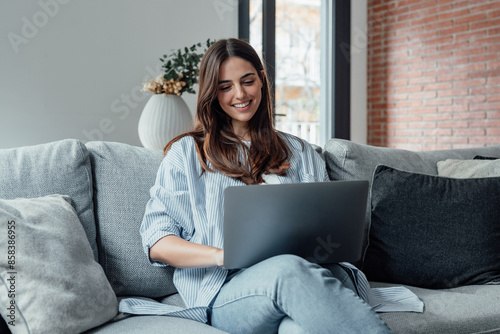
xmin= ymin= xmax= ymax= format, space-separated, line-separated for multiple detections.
xmin=215 ymin=248 xmax=224 ymax=267
xmin=150 ymin=234 xmax=224 ymax=268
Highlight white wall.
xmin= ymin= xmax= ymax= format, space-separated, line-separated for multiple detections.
xmin=0 ymin=0 xmax=238 ymax=149
xmin=350 ymin=0 xmax=368 ymax=145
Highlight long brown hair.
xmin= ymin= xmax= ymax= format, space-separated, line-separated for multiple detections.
xmin=164 ymin=38 xmax=291 ymax=185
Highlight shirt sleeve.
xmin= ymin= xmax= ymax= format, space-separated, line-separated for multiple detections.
xmin=140 ymin=143 xmax=194 ymax=266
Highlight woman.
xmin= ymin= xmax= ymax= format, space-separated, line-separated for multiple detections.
xmin=133 ymin=38 xmax=392 ymax=333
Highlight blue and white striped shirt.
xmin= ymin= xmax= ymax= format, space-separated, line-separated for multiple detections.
xmin=119 ymin=133 xmax=423 ymax=322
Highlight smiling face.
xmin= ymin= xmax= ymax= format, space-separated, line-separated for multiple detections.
xmin=216 ymin=56 xmax=264 ymax=140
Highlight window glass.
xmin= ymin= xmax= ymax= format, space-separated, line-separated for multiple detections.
xmin=249 ymin=0 xmax=263 ymax=58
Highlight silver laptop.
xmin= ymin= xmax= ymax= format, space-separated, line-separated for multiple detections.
xmin=223 ymin=180 xmax=369 ymax=269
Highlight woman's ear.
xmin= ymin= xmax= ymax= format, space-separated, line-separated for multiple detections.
xmin=260 ymin=70 xmax=266 ymax=88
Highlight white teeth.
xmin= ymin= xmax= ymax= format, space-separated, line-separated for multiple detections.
xmin=233 ymin=101 xmax=250 ymax=108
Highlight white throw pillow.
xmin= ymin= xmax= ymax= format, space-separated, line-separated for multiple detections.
xmin=0 ymin=195 xmax=117 ymax=334
xmin=437 ymin=158 xmax=500 ymax=178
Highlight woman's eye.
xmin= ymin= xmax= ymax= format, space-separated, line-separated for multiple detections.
xmin=219 ymin=86 xmax=231 ymax=91
xmin=244 ymin=80 xmax=254 ymax=85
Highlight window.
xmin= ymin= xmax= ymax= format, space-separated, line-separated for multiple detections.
xmin=239 ymin=0 xmax=351 ymax=146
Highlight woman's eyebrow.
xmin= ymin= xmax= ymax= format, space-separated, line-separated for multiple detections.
xmin=218 ymin=72 xmax=256 ymax=84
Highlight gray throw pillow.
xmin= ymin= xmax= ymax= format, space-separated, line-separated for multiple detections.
xmin=437 ymin=158 xmax=500 ymax=178
xmin=0 ymin=139 xmax=97 ymax=261
xmin=363 ymin=165 xmax=500 ymax=289
xmin=0 ymin=195 xmax=117 ymax=333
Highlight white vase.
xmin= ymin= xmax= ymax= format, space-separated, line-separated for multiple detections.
xmin=138 ymin=94 xmax=193 ymax=150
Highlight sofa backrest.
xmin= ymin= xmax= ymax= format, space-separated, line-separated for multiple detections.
xmin=323 ymin=138 xmax=500 ymax=256
xmin=85 ymin=141 xmax=176 ymax=298
xmin=0 ymin=139 xmax=98 ymax=261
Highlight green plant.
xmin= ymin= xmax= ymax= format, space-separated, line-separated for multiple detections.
xmin=143 ymin=39 xmax=216 ymax=96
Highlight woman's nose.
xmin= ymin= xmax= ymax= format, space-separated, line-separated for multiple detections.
xmin=234 ymin=84 xmax=246 ymax=99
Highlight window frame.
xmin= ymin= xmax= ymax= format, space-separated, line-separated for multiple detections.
xmin=238 ymin=0 xmax=351 ymax=142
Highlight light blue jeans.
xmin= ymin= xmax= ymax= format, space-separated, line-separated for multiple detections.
xmin=209 ymin=254 xmax=392 ymax=334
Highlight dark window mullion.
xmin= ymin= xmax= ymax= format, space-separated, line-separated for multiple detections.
xmin=238 ymin=0 xmax=250 ymax=42
xmin=333 ymin=0 xmax=351 ymax=140
xmin=262 ymin=0 xmax=276 ymax=114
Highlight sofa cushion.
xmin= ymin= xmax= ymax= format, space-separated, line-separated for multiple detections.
xmin=323 ymin=139 xmax=500 ymax=266
xmin=86 ymin=141 xmax=176 ymax=298
xmin=84 ymin=315 xmax=228 ymax=334
xmin=323 ymin=139 xmax=500 ymax=182
xmin=0 ymin=139 xmax=97 ymax=261
xmin=0 ymin=195 xmax=117 ymax=334
xmin=372 ymin=282 xmax=500 ymax=334
xmin=364 ymin=165 xmax=500 ymax=288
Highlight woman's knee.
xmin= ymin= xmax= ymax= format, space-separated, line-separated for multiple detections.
xmin=253 ymin=254 xmax=324 ymax=281
xmin=257 ymin=254 xmax=312 ymax=269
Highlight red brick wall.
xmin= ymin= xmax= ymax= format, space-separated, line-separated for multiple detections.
xmin=367 ymin=0 xmax=500 ymax=150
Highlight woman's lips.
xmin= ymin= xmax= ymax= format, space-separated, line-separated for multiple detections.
xmin=233 ymin=100 xmax=252 ymax=111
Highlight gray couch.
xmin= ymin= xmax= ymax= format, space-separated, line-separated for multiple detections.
xmin=0 ymin=138 xmax=499 ymax=334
